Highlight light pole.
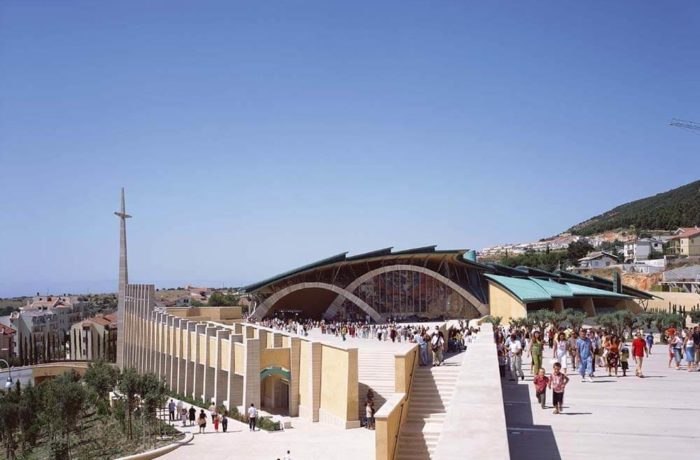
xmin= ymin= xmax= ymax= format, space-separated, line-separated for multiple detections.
xmin=0 ymin=358 xmax=12 ymax=390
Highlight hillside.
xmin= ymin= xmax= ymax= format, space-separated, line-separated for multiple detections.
xmin=568 ymin=179 xmax=700 ymax=235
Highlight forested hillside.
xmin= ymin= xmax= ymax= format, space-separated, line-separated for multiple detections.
xmin=569 ymin=180 xmax=700 ymax=235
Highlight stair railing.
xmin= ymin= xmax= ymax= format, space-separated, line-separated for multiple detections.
xmin=392 ymin=346 xmax=418 ymax=460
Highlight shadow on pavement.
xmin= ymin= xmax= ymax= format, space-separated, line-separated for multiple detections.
xmin=501 ymin=378 xmax=562 ymax=460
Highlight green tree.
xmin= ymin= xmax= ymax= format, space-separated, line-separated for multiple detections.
xmin=0 ymin=390 xmax=20 ymax=460
xmin=567 ymin=240 xmax=595 ymax=263
xmin=41 ymin=372 xmax=86 ymax=457
xmin=208 ymin=292 xmax=240 ymax=306
xmin=118 ymin=368 xmax=141 ymax=440
xmin=84 ymin=359 xmax=120 ymax=414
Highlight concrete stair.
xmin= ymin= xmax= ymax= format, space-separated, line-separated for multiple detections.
xmin=396 ymin=354 xmax=462 ymax=460
xmin=357 ymin=349 xmax=397 ymax=417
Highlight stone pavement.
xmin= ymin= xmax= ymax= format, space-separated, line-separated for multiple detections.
xmin=161 ymin=411 xmax=374 ymax=460
xmin=502 ymin=345 xmax=700 ymax=460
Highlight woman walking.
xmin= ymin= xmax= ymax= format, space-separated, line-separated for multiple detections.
xmin=606 ymin=335 xmax=620 ymax=377
xmin=530 ymin=331 xmax=544 ymax=376
xmin=683 ymin=331 xmax=696 ymax=371
xmin=554 ymin=332 xmax=569 ymax=374
xmin=197 ymin=409 xmax=207 ymax=434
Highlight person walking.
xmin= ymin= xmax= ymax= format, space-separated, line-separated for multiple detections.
xmin=213 ymin=412 xmax=220 ymax=432
xmin=645 ymin=332 xmax=654 ymax=355
xmin=548 ymin=362 xmax=569 ymax=415
xmin=632 ymin=333 xmax=648 ymax=377
xmin=606 ymin=335 xmax=620 ymax=377
xmin=248 ymin=403 xmax=258 ymax=432
xmin=221 ymin=412 xmax=228 ymax=432
xmin=670 ymin=332 xmax=683 ymax=370
xmin=576 ymin=330 xmax=594 ymax=383
xmin=683 ymin=331 xmax=695 ymax=371
xmin=554 ymin=332 xmax=569 ymax=374
xmin=188 ymin=406 xmax=196 ymax=426
xmin=508 ymin=333 xmax=524 ymax=381
xmin=197 ymin=409 xmax=207 ymax=434
xmin=180 ymin=407 xmax=188 ymax=427
xmin=619 ymin=344 xmax=630 ymax=377
xmin=168 ymin=399 xmax=176 ymax=422
xmin=530 ymin=331 xmax=544 ymax=376
xmin=533 ymin=368 xmax=549 ymax=409
xmin=431 ymin=328 xmax=444 ymax=366
xmin=176 ymin=400 xmax=183 ymax=421
xmin=693 ymin=326 xmax=700 ymax=371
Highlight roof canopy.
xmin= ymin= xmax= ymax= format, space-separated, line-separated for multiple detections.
xmin=485 ymin=274 xmax=632 ymax=304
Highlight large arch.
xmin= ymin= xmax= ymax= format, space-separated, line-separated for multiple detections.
xmin=249 ymin=282 xmax=383 ymax=322
xmin=324 ymin=264 xmax=488 ymax=319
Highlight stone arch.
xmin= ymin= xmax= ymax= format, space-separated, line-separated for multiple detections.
xmin=249 ymin=282 xmax=383 ymax=322
xmin=324 ymin=264 xmax=488 ymax=319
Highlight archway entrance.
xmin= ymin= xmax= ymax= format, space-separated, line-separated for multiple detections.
xmin=260 ymin=367 xmax=290 ymax=415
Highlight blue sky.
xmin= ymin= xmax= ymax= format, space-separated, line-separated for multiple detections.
xmin=1 ymin=1 xmax=698 ymax=297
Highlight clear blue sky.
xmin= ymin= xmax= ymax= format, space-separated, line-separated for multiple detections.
xmin=1 ymin=1 xmax=698 ymax=297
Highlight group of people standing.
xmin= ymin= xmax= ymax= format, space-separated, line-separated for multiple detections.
xmin=495 ymin=321 xmax=700 ymax=415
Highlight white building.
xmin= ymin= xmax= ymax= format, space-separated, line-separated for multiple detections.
xmin=623 ymin=238 xmax=664 ymax=263
xmin=578 ymin=251 xmax=618 ymax=269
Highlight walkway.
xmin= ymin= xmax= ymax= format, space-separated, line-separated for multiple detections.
xmin=502 ymin=345 xmax=700 ymax=460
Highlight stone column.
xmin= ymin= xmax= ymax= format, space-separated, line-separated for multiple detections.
xmin=583 ymin=297 xmax=596 ymax=317
xmin=288 ymin=337 xmax=301 ymax=417
xmin=552 ymin=298 xmax=564 ymax=313
xmin=241 ymin=338 xmax=261 ymax=411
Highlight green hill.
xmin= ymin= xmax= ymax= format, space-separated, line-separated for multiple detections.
xmin=568 ymin=180 xmax=700 ymax=235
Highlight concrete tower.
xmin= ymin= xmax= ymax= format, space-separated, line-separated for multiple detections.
xmin=114 ymin=187 xmax=131 ymax=368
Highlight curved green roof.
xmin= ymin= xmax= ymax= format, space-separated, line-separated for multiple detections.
xmin=484 ymin=274 xmax=551 ymax=302
xmin=485 ymin=274 xmax=633 ymax=304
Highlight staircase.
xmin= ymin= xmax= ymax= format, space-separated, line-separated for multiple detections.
xmin=395 ymin=353 xmax=463 ymax=460
xmin=357 ymin=348 xmax=397 ymax=418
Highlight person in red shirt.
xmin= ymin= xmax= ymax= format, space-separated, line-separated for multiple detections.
xmin=533 ymin=368 xmax=550 ymax=409
xmin=632 ymin=333 xmax=649 ymax=377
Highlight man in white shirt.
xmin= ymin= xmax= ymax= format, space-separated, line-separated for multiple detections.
xmin=283 ymin=450 xmax=292 ymax=460
xmin=508 ymin=333 xmax=524 ymax=381
xmin=247 ymin=403 xmax=257 ymax=432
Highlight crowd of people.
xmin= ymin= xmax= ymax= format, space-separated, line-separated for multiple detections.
xmin=495 ymin=322 xmax=700 ymax=414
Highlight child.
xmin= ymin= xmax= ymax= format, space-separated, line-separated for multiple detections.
xmin=548 ymin=362 xmax=570 ymax=414
xmin=533 ymin=368 xmax=549 ymax=409
xmin=620 ymin=345 xmax=630 ymax=377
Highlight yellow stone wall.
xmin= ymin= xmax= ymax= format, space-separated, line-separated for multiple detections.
xmin=261 ymin=348 xmax=290 ymax=371
xmin=488 ymin=283 xmax=527 ymax=321
xmin=221 ymin=341 xmax=231 ymax=372
xmin=320 ymin=345 xmax=358 ymax=424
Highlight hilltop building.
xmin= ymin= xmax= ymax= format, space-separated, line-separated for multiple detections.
xmin=669 ymin=227 xmax=700 ymax=257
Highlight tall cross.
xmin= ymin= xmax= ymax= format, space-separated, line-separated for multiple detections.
xmin=114 ymin=187 xmax=130 ymax=368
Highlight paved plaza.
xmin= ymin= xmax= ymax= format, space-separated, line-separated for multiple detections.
xmin=503 ymin=346 xmax=700 ymax=460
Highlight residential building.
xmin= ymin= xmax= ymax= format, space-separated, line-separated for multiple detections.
xmin=578 ymin=251 xmax=618 ymax=269
xmin=623 ymin=238 xmax=664 ymax=262
xmin=669 ymin=227 xmax=700 ymax=256
xmin=9 ymin=309 xmax=68 ymax=364
xmin=0 ymin=324 xmax=16 ymax=362
xmin=70 ymin=313 xmax=118 ymax=361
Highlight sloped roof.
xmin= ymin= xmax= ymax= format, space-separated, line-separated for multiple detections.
xmin=485 ymin=274 xmax=632 ymax=303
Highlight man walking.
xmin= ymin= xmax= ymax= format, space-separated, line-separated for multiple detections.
xmin=576 ymin=330 xmax=594 ymax=383
xmin=168 ymin=399 xmax=176 ymax=422
xmin=632 ymin=333 xmax=649 ymax=377
xmin=248 ymin=403 xmax=258 ymax=431
xmin=508 ymin=333 xmax=524 ymax=381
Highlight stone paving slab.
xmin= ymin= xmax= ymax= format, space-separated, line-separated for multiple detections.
xmin=502 ymin=347 xmax=700 ymax=460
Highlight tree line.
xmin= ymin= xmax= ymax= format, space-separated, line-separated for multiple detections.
xmin=0 ymin=361 xmax=175 ymax=460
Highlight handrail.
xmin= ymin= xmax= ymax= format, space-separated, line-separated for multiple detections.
xmin=391 ymin=346 xmax=418 ymax=460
